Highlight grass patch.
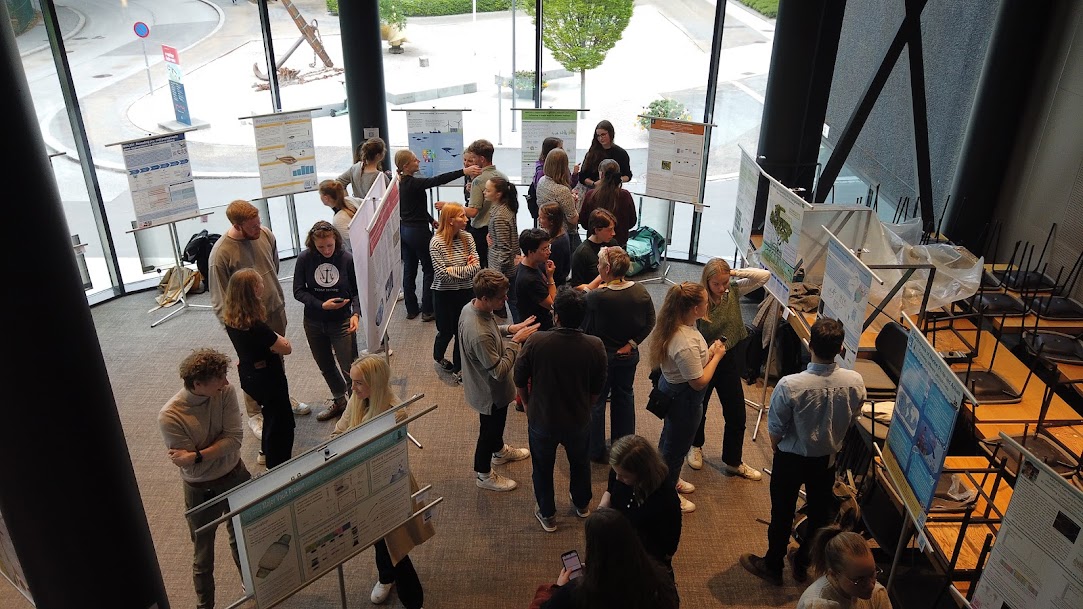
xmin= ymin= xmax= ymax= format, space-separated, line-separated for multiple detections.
xmin=735 ymin=0 xmax=779 ymax=19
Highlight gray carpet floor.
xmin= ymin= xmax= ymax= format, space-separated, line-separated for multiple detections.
xmin=2 ymin=260 xmax=817 ymax=609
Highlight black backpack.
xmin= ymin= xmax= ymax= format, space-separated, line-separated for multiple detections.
xmin=525 ymin=180 xmax=539 ymax=220
xmin=182 ymin=229 xmax=220 ymax=292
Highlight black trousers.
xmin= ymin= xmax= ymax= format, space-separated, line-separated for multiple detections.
xmin=765 ymin=450 xmax=835 ymax=574
xmin=432 ymin=287 xmax=474 ymax=373
xmin=474 ymin=403 xmax=510 ymax=473
xmin=693 ymin=339 xmax=748 ymax=466
xmin=374 ymin=539 xmax=423 ymax=609
xmin=467 ymin=224 xmax=489 ymax=269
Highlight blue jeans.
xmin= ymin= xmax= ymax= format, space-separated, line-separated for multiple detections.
xmin=401 ymin=224 xmax=435 ymax=316
xmin=656 ymin=375 xmax=707 ymax=490
xmin=303 ymin=316 xmax=357 ymax=400
xmin=529 ymin=424 xmax=592 ymax=518
xmin=589 ymin=350 xmax=639 ymax=459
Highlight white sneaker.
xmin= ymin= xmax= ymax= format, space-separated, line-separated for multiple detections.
xmin=290 ymin=398 xmax=312 ymax=416
xmin=679 ymin=494 xmax=696 ymax=513
xmin=248 ymin=414 xmax=264 ymax=440
xmin=722 ymin=462 xmax=763 ymax=481
xmin=686 ymin=446 xmax=703 ymax=470
xmin=371 ymin=580 xmax=394 ymax=604
xmin=492 ymin=444 xmax=530 ymax=465
xmin=361 ymin=347 xmax=394 ymax=357
xmin=397 ymin=291 xmax=405 ymax=301
xmin=257 ymin=451 xmax=266 ymax=465
xmin=476 ymin=471 xmax=517 ymax=491
xmin=675 ymin=477 xmax=696 ymax=494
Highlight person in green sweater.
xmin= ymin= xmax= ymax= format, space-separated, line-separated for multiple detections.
xmin=686 ymin=258 xmax=770 ymax=479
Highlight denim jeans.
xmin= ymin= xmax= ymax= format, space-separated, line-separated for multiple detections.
xmin=589 ymin=349 xmax=639 ymax=459
xmin=656 ymin=375 xmax=707 ymax=490
xmin=529 ymin=424 xmax=592 ymax=518
xmin=184 ymin=461 xmax=252 ymax=609
xmin=401 ymin=224 xmax=435 ymax=316
xmin=303 ymin=316 xmax=357 ymax=400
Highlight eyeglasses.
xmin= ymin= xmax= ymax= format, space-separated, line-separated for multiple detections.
xmin=844 ymin=568 xmax=883 ymax=586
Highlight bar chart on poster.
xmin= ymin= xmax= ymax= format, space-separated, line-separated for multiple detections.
xmin=249 ymin=109 xmax=318 ymax=198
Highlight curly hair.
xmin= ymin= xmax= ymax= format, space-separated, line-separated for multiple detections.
xmin=178 ymin=348 xmax=231 ymax=391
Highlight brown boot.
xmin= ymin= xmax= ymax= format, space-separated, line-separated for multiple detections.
xmin=316 ymin=396 xmax=347 ymax=421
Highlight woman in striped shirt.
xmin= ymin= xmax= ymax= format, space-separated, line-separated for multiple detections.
xmin=429 ymin=203 xmax=480 ymax=377
xmin=483 ymin=176 xmax=519 ymax=319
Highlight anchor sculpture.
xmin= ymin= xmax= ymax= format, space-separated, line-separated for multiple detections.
xmin=253 ymin=0 xmax=334 ymax=81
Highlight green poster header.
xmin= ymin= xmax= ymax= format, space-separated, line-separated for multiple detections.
xmin=521 ymin=109 xmax=578 ymax=122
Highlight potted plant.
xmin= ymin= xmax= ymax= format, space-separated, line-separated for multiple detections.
xmin=326 ymin=0 xmax=338 ymax=15
xmin=513 ymin=70 xmax=548 ymax=100
xmin=637 ymin=98 xmax=692 ymax=129
xmin=379 ymin=0 xmax=408 ymax=51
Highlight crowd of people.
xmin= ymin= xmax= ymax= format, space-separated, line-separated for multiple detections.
xmin=159 ymin=125 xmax=885 ymax=609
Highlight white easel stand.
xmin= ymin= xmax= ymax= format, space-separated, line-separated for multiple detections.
xmin=637 ymin=199 xmax=679 ymax=286
xmin=143 ymin=213 xmax=213 ymax=328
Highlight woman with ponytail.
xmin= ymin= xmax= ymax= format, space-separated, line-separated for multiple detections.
xmin=336 ymin=137 xmax=390 ymax=198
xmin=579 ymin=158 xmax=637 ymax=247
xmin=796 ymin=525 xmax=891 ymax=608
xmin=318 ymin=180 xmax=361 ymax=250
xmin=482 ymin=175 xmax=519 ymax=318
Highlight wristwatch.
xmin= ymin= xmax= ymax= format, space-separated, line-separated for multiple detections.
xmin=194 ymin=449 xmax=203 ymax=464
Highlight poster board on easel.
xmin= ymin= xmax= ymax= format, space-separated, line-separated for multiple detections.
xmin=731 ymin=145 xmax=760 ymax=257
xmin=520 ymin=109 xmax=579 ymax=180
xmin=350 ymin=175 xmax=402 ymax=351
xmin=819 ymin=227 xmax=881 ymax=369
xmin=401 ymin=109 xmax=467 ymax=181
xmin=242 ymin=107 xmax=320 ymax=199
xmin=642 ymin=116 xmax=709 ymax=206
xmin=111 ymin=129 xmax=200 ymax=229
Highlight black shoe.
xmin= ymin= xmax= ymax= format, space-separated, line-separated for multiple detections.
xmin=406 ymin=310 xmax=420 ymax=320
xmin=421 ymin=313 xmax=435 ymax=322
xmin=787 ymin=548 xmax=808 ymax=583
xmin=435 ymin=358 xmax=454 ymax=372
xmin=740 ymin=554 xmax=783 ymax=586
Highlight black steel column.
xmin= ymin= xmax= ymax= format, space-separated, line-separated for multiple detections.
xmin=339 ymin=0 xmax=390 ymax=148
xmin=945 ymin=0 xmax=1062 ymax=250
xmin=754 ymin=0 xmax=846 ymax=226
xmin=0 ymin=2 xmax=169 ymax=607
xmin=689 ymin=0 xmax=728 ymax=260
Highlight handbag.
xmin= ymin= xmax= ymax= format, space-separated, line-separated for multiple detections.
xmin=645 ymin=385 xmax=674 ymax=420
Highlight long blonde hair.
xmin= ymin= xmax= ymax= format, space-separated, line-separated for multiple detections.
xmin=647 ymin=282 xmax=706 ymax=370
xmin=340 ymin=356 xmax=400 ymax=431
xmin=222 ymin=268 xmax=266 ymax=330
xmin=700 ymin=258 xmax=731 ymax=304
xmin=436 ymin=202 xmax=470 ymax=250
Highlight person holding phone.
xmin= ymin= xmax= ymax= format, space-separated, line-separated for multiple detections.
xmin=539 ymin=508 xmax=678 ymax=609
xmin=687 ymin=259 xmax=770 ymax=479
xmin=581 ymin=247 xmax=655 ymax=463
xmin=293 ymin=221 xmax=361 ymax=422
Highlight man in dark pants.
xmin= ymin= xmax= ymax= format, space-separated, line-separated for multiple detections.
xmin=515 ymin=287 xmax=607 ymax=532
xmin=739 ymin=318 xmax=866 ymax=585
xmin=464 ymin=139 xmax=506 ymax=269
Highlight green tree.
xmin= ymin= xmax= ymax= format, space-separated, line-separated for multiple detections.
xmin=526 ymin=0 xmax=634 ymax=111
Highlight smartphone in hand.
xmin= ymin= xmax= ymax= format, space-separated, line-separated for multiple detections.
xmin=560 ymin=550 xmax=584 ymax=580
xmin=332 ymin=298 xmax=345 ymax=304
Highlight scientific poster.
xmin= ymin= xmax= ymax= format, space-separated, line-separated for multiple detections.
xmin=820 ymin=235 xmax=873 ymax=369
xmin=971 ymin=435 xmax=1083 ymax=609
xmin=521 ymin=109 xmax=578 ymax=180
xmin=644 ymin=117 xmax=707 ymax=204
xmin=121 ymin=132 xmax=199 ymax=228
xmin=731 ymin=145 xmax=760 ymax=254
xmin=882 ymin=320 xmax=964 ymax=531
xmin=406 ymin=110 xmax=465 ymax=179
xmin=351 ymin=176 xmax=402 ymax=351
xmin=761 ymin=175 xmax=806 ymax=303
xmin=252 ymin=109 xmax=318 ymax=198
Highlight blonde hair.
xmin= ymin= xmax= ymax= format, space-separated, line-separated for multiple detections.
xmin=543 ymin=147 xmax=571 ymax=187
xmin=319 ymin=180 xmax=357 ymax=219
xmin=700 ymin=258 xmax=732 ymax=304
xmin=648 ymin=282 xmax=707 ymax=370
xmin=339 ymin=355 xmax=400 ymax=430
xmin=436 ymin=202 xmax=470 ymax=250
xmin=609 ymin=435 xmax=668 ymax=503
xmin=394 ymin=149 xmax=414 ymax=174
xmin=809 ymin=525 xmax=872 ymax=579
xmin=222 ymin=268 xmax=266 ymax=330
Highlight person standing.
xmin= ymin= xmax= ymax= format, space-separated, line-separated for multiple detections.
xmin=459 ymin=269 xmax=540 ymax=491
xmin=582 ymin=247 xmax=655 ymax=463
xmin=513 ymin=228 xmax=557 ymax=330
xmin=336 ymin=137 xmax=389 ymax=198
xmin=330 ymin=356 xmax=436 ymax=609
xmin=395 ymin=149 xmax=481 ymax=321
xmin=159 ymin=348 xmax=252 ymax=609
xmin=570 ymin=209 xmax=618 ymax=288
xmin=209 ymin=200 xmax=310 ymax=446
xmin=429 ymin=203 xmax=481 ymax=376
xmin=687 ymin=259 xmax=770 ymax=478
xmin=483 ymin=175 xmax=520 ymax=319
xmin=538 ymin=203 xmax=571 ymax=288
xmin=515 ymin=287 xmax=606 ymax=533
xmin=292 ymin=221 xmax=361 ymax=422
xmin=462 ymin=139 xmax=506 ymax=269
xmin=648 ymin=282 xmax=726 ymax=514
xmin=579 ymin=159 xmax=638 ymax=247
xmin=577 ymin=119 xmax=632 ymax=189
xmin=317 ymin=180 xmax=361 ymax=250
xmin=739 ymin=318 xmax=866 ymax=586
xmin=536 ymin=147 xmax=581 ymax=252
xmin=222 ymin=269 xmax=296 ymax=468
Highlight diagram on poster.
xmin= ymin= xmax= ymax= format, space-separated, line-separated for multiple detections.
xmin=760 ymin=177 xmax=806 ymax=303
xmin=406 ymin=110 xmax=465 ymax=179
xmin=351 ymin=176 xmax=402 ymax=350
xmin=643 ymin=117 xmax=707 ymax=204
xmin=971 ymin=435 xmax=1083 ymax=609
xmin=121 ymin=132 xmax=199 ymax=228
xmin=251 ymin=109 xmax=318 ymax=198
xmin=882 ymin=321 xmax=964 ymax=531
xmin=820 ymin=235 xmax=873 ymax=368
xmin=521 ymin=109 xmax=578 ymax=179
xmin=731 ymin=146 xmax=760 ymax=254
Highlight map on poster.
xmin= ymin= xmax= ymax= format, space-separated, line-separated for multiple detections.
xmin=760 ymin=175 xmax=806 ymax=303
xmin=882 ymin=318 xmax=964 ymax=531
xmin=252 ymin=110 xmax=318 ymax=198
xmin=820 ymin=234 xmax=873 ymax=369
xmin=643 ymin=117 xmax=707 ymax=205
xmin=237 ymin=428 xmax=413 ymax=608
xmin=121 ymin=132 xmax=199 ymax=228
xmin=731 ymin=145 xmax=760 ymax=255
xmin=970 ymin=434 xmax=1083 ymax=609
xmin=351 ymin=176 xmax=402 ymax=350
xmin=521 ymin=109 xmax=578 ymax=180
xmin=406 ymin=110 xmax=465 ymax=179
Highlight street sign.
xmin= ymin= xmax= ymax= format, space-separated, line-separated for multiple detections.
xmin=133 ymin=22 xmax=150 ymax=38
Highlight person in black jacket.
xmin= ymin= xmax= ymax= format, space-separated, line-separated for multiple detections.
xmin=394 ymin=149 xmax=481 ymax=321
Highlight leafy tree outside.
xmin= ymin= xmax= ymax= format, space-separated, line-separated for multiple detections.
xmin=525 ymin=0 xmax=634 ymax=112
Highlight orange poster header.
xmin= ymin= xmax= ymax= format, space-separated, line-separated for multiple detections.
xmin=649 ymin=118 xmax=705 ymax=135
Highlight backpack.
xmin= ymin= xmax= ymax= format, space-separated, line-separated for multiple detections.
xmin=525 ymin=180 xmax=539 ymax=220
xmin=625 ymin=225 xmax=666 ymax=276
xmin=182 ymin=229 xmax=220 ymax=293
